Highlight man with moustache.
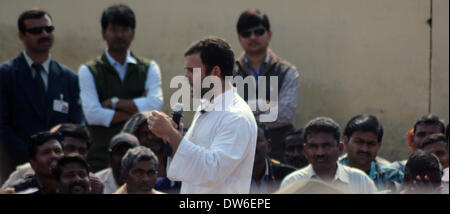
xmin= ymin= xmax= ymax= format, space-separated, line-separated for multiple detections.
xmin=340 ymin=115 xmax=404 ymax=193
xmin=78 ymin=4 xmax=163 ymax=172
xmin=283 ymin=128 xmax=309 ymax=169
xmin=390 ymin=114 xmax=446 ymax=173
xmin=0 ymin=9 xmax=83 ymax=182
xmin=12 ymin=131 xmax=64 ymax=194
xmin=233 ymin=9 xmax=300 ymax=162
xmin=147 ymin=37 xmax=258 ymax=193
xmin=52 ymin=154 xmax=91 ymax=194
xmin=1 ymin=123 xmax=104 ymax=194
xmin=115 ymin=146 xmax=163 ymax=194
xmin=280 ymin=117 xmax=376 ymax=194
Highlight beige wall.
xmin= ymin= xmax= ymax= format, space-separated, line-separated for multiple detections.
xmin=1 ymin=0 xmax=448 ymax=161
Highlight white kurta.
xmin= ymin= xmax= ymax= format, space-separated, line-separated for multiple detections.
xmin=167 ymin=87 xmax=258 ymax=194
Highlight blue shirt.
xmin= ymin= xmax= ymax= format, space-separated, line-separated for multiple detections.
xmin=340 ymin=155 xmax=404 ymax=193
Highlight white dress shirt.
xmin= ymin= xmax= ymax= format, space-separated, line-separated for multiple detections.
xmin=167 ymin=87 xmax=258 ymax=194
xmin=280 ymin=163 xmax=377 ymax=194
xmin=22 ymin=51 xmax=51 ymax=90
xmin=95 ymin=167 xmax=118 ymax=194
xmin=78 ymin=50 xmax=163 ymax=127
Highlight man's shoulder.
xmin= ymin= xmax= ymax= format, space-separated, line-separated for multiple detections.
xmin=133 ymin=55 xmax=154 ymax=66
xmin=95 ymin=167 xmax=112 ymax=179
xmin=51 ymin=60 xmax=76 ymax=77
xmin=0 ymin=55 xmax=22 ymax=72
xmin=12 ymin=175 xmax=39 ymax=193
xmin=377 ymin=164 xmax=404 ymax=179
xmin=341 ymin=164 xmax=374 ymax=184
xmin=283 ymin=165 xmax=311 ymax=181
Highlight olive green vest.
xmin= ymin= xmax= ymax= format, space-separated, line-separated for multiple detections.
xmin=85 ymin=52 xmax=149 ymax=171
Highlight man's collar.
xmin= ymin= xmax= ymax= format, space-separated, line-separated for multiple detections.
xmin=104 ymin=49 xmax=137 ymax=66
xmin=308 ymin=163 xmax=350 ymax=184
xmin=243 ymin=49 xmax=271 ymax=65
xmin=199 ymin=84 xmax=235 ymax=113
xmin=340 ymin=154 xmax=377 ymax=180
xmin=22 ymin=50 xmax=51 ymax=74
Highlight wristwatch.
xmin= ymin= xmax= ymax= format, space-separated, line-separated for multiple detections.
xmin=111 ymin=97 xmax=119 ymax=109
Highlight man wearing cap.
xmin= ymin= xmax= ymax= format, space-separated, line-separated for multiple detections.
xmin=0 ymin=9 xmax=83 ymax=182
xmin=95 ymin=133 xmax=138 ymax=194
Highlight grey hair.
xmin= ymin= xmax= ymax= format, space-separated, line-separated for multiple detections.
xmin=121 ymin=146 xmax=159 ymax=173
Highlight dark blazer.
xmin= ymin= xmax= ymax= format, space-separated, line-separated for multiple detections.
xmin=0 ymin=53 xmax=83 ymax=166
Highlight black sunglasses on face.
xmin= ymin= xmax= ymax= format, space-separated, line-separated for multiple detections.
xmin=240 ymin=28 xmax=266 ymax=38
xmin=25 ymin=26 xmax=55 ymax=35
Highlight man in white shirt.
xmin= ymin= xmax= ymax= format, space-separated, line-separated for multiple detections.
xmin=78 ymin=4 xmax=163 ymax=171
xmin=280 ymin=117 xmax=377 ymax=194
xmin=147 ymin=37 xmax=258 ymax=193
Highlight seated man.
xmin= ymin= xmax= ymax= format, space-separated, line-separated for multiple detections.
xmin=390 ymin=114 xmax=446 ymax=173
xmin=401 ymin=150 xmax=443 ymax=194
xmin=115 ymin=146 xmax=163 ymax=194
xmin=2 ymin=124 xmax=104 ymax=194
xmin=122 ymin=112 xmax=181 ymax=193
xmin=280 ymin=117 xmax=377 ymax=194
xmin=12 ymin=131 xmax=64 ymax=194
xmin=52 ymin=154 xmax=91 ymax=194
xmin=340 ymin=114 xmax=404 ymax=193
xmin=95 ymin=133 xmax=138 ymax=194
xmin=283 ymin=128 xmax=309 ymax=169
xmin=251 ymin=126 xmax=297 ymax=194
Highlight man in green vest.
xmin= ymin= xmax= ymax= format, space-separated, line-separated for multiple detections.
xmin=78 ymin=4 xmax=163 ymax=172
xmin=234 ymin=9 xmax=300 ymax=162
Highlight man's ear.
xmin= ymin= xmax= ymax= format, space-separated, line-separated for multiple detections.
xmin=210 ymin=66 xmax=222 ymax=78
xmin=338 ymin=142 xmax=344 ymax=154
xmin=343 ymin=136 xmax=349 ymax=149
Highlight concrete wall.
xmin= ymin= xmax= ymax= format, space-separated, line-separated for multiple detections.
xmin=1 ymin=0 xmax=448 ymax=162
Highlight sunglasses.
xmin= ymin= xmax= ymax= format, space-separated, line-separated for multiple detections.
xmin=240 ymin=28 xmax=266 ymax=38
xmin=24 ymin=26 xmax=55 ymax=35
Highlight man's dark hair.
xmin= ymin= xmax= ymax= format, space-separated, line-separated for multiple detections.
xmin=404 ymin=150 xmax=441 ymax=183
xmin=101 ymin=4 xmax=136 ymax=30
xmin=344 ymin=114 xmax=384 ymax=143
xmin=184 ymin=36 xmax=235 ymax=79
xmin=413 ymin=114 xmax=445 ymax=134
xmin=56 ymin=123 xmax=92 ymax=149
xmin=29 ymin=131 xmax=63 ymax=160
xmin=52 ymin=154 xmax=90 ymax=181
xmin=418 ymin=133 xmax=448 ymax=149
xmin=236 ymin=8 xmax=270 ymax=34
xmin=304 ymin=117 xmax=340 ymax=144
xmin=18 ymin=9 xmax=53 ymax=33
xmin=284 ymin=128 xmax=305 ymax=143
